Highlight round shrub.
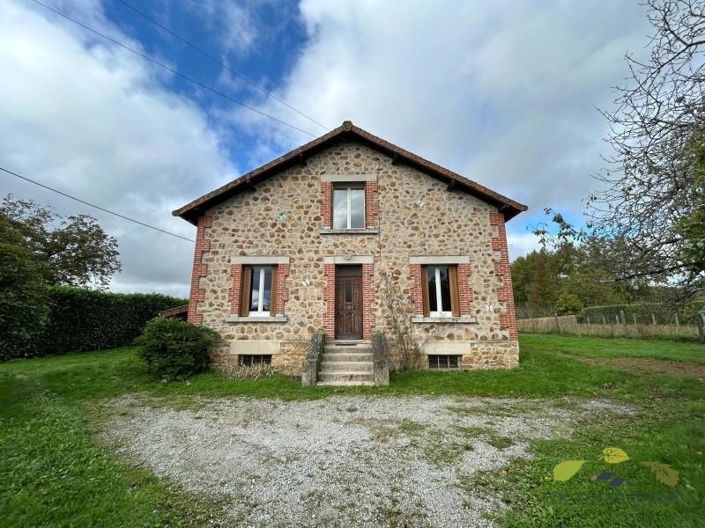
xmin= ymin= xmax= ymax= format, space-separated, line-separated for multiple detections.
xmin=135 ymin=318 xmax=218 ymax=380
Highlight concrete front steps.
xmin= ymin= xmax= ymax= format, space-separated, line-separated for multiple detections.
xmin=317 ymin=342 xmax=375 ymax=386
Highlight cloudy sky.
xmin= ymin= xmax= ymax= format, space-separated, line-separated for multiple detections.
xmin=1 ymin=0 xmax=651 ymax=297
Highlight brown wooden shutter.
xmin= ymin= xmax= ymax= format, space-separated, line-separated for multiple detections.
xmin=449 ymin=265 xmax=460 ymax=317
xmin=240 ymin=265 xmax=252 ymax=317
xmin=270 ymin=266 xmax=278 ymax=316
xmin=421 ymin=266 xmax=430 ymax=317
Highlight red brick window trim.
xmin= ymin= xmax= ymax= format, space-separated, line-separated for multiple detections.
xmin=362 ymin=263 xmax=374 ymax=339
xmin=321 ymin=179 xmax=378 ymax=230
xmin=227 ymin=260 xmax=289 ymax=317
xmin=323 ymin=263 xmax=335 ymax=339
xmin=410 ymin=264 xmax=424 ymax=315
xmin=410 ymin=262 xmax=472 ymax=317
xmin=364 ymin=181 xmax=378 ymax=229
xmin=320 ymin=181 xmax=332 ymax=229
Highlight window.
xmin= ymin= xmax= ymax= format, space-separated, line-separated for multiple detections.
xmin=422 ymin=265 xmax=460 ymax=317
xmin=333 ymin=185 xmax=365 ymax=229
xmin=240 ymin=265 xmax=277 ymax=317
xmin=239 ymin=354 xmax=272 ymax=366
xmin=428 ymin=355 xmax=460 ymax=369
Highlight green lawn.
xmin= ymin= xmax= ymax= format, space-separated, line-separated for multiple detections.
xmin=521 ymin=333 xmax=705 ymax=364
xmin=0 ymin=334 xmax=703 ymax=527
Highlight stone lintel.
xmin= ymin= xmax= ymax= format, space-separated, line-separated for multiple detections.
xmin=320 ymin=174 xmax=377 ymax=182
xmin=409 ymin=256 xmax=471 ymax=265
xmin=323 ymin=255 xmax=374 ymax=264
xmin=229 ymin=256 xmax=290 ymax=264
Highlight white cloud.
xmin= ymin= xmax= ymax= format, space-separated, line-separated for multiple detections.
xmin=249 ymin=0 xmax=651 ymax=225
xmin=507 ymin=231 xmax=543 ymax=262
xmin=2 ymin=0 xmax=656 ymax=297
xmin=0 ymin=0 xmax=236 ymax=297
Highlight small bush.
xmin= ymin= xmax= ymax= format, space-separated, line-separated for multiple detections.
xmin=220 ymin=363 xmax=276 ymax=380
xmin=135 ymin=318 xmax=218 ymax=380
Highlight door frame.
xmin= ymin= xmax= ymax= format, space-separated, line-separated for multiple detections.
xmin=334 ymin=265 xmax=363 ymax=340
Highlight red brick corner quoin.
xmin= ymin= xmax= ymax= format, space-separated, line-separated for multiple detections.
xmin=187 ymin=215 xmax=212 ymax=324
xmin=489 ymin=211 xmax=518 ymax=340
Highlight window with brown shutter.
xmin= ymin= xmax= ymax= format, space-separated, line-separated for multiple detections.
xmin=239 ymin=266 xmax=252 ymax=317
xmin=422 ymin=265 xmax=459 ymax=317
xmin=239 ymin=265 xmax=277 ymax=317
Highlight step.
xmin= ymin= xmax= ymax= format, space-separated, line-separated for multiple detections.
xmin=317 ymin=380 xmax=376 ymax=387
xmin=321 ymin=352 xmax=373 ymax=362
xmin=318 ymin=372 xmax=375 ymax=384
xmin=323 ymin=346 xmax=372 ymax=354
xmin=320 ymin=361 xmax=373 ymax=373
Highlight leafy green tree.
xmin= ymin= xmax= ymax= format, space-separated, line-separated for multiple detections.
xmin=554 ymin=292 xmax=584 ymax=315
xmin=526 ymin=251 xmax=559 ymax=315
xmin=0 ymin=195 xmax=120 ymax=288
xmin=0 ymin=217 xmax=48 ymax=359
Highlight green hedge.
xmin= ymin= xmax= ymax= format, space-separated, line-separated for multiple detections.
xmin=577 ymin=301 xmax=705 ymax=325
xmin=7 ymin=286 xmax=186 ymax=360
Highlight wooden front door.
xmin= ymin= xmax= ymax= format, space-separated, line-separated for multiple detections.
xmin=335 ymin=266 xmax=363 ymax=340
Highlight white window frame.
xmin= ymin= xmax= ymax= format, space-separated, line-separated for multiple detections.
xmin=429 ymin=266 xmax=453 ymax=317
xmin=249 ymin=266 xmax=272 ymax=317
xmin=333 ymin=185 xmax=365 ymax=229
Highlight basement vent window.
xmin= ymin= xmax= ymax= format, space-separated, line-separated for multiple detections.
xmin=238 ymin=354 xmax=272 ymax=366
xmin=428 ymin=355 xmax=461 ymax=369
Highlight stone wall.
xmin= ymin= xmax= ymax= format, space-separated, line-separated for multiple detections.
xmin=192 ymin=140 xmax=520 ymax=375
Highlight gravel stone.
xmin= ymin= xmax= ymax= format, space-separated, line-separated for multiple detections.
xmin=101 ymin=395 xmax=632 ymax=527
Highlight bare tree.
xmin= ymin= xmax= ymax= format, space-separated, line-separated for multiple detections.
xmin=589 ymin=0 xmax=705 ymax=297
xmin=379 ymin=270 xmax=422 ymax=370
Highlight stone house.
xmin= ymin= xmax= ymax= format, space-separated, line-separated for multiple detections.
xmin=173 ymin=121 xmax=527 ymax=385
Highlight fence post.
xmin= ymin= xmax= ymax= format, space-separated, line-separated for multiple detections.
xmin=674 ymin=313 xmax=680 ymax=327
xmin=697 ymin=313 xmax=705 ymax=343
xmin=602 ymin=316 xmax=606 ymax=325
xmin=632 ymin=314 xmax=637 ymax=326
xmin=651 ymin=312 xmax=657 ymax=326
xmin=620 ymin=310 xmax=627 ymax=336
xmin=587 ymin=315 xmax=591 ymax=325
xmin=554 ymin=313 xmax=560 ymax=334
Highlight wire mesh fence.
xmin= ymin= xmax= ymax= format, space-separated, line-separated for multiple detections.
xmin=518 ymin=312 xmax=705 ymax=342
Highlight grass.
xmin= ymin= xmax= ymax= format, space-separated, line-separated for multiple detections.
xmin=0 ymin=334 xmax=703 ymax=526
xmin=521 ymin=333 xmax=705 ymax=364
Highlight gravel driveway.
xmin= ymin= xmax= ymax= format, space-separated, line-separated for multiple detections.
xmin=101 ymin=395 xmax=630 ymax=527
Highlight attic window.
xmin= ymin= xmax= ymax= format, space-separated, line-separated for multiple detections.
xmin=333 ymin=185 xmax=365 ymax=229
xmin=428 ymin=355 xmax=460 ymax=369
